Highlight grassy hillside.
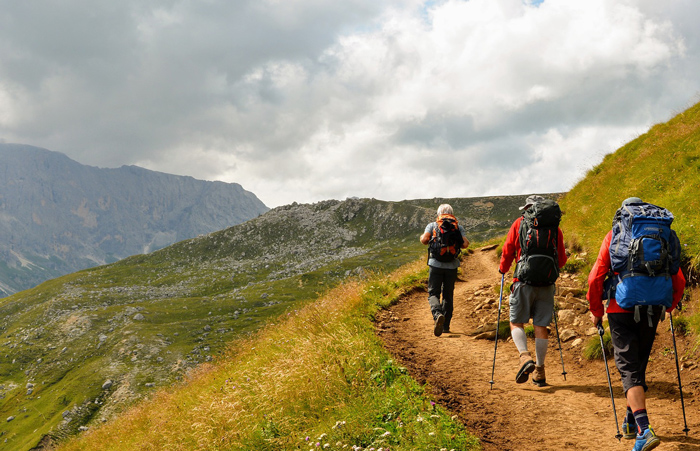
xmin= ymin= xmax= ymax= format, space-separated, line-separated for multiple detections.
xmin=560 ymin=100 xmax=700 ymax=279
xmin=56 ymin=263 xmax=480 ymax=451
xmin=37 ymin=100 xmax=700 ymax=451
xmin=0 ymin=195 xmax=528 ymax=450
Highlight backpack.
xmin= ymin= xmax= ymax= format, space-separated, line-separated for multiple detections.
xmin=514 ymin=199 xmax=562 ymax=286
xmin=608 ymin=201 xmax=681 ymax=309
xmin=428 ymin=214 xmax=464 ymax=263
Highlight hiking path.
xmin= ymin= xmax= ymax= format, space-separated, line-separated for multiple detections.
xmin=376 ymin=247 xmax=700 ymax=451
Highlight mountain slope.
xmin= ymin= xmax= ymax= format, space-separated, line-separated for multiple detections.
xmin=559 ymin=100 xmax=700 ymax=277
xmin=0 ymin=143 xmax=269 ymax=296
xmin=0 ymin=194 xmax=539 ymax=450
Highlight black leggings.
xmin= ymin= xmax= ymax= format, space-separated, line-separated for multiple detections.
xmin=427 ymin=266 xmax=458 ymax=328
xmin=608 ymin=306 xmax=663 ymax=393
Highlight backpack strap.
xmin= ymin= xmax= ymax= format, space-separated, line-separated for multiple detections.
xmin=633 ymin=305 xmax=666 ymax=327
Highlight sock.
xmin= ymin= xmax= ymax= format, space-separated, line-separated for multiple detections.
xmin=511 ymin=327 xmax=528 ymax=354
xmin=633 ymin=409 xmax=649 ymax=434
xmin=535 ymin=338 xmax=548 ymax=366
xmin=625 ymin=406 xmax=636 ymax=426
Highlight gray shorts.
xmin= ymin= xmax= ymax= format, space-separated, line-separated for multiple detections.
xmin=509 ymin=281 xmax=555 ymax=326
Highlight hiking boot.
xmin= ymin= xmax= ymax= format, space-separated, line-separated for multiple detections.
xmin=632 ymin=427 xmax=660 ymax=451
xmin=434 ymin=314 xmax=445 ymax=337
xmin=532 ymin=365 xmax=546 ymax=387
xmin=515 ymin=351 xmax=535 ymax=384
xmin=622 ymin=420 xmax=637 ymax=440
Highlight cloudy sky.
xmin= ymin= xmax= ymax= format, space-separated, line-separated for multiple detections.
xmin=1 ymin=0 xmax=698 ymax=208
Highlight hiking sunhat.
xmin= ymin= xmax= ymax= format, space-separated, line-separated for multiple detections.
xmin=519 ymin=195 xmax=545 ymax=210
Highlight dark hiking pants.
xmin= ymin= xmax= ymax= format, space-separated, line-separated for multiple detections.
xmin=608 ymin=305 xmax=663 ymax=393
xmin=428 ymin=266 xmax=458 ymax=330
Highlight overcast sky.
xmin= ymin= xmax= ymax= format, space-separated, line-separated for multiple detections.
xmin=1 ymin=0 xmax=699 ymax=208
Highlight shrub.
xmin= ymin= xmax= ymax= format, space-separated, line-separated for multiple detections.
xmin=671 ymin=314 xmax=689 ymax=336
xmin=582 ymin=327 xmax=613 ymax=360
xmin=524 ymin=324 xmax=535 ymax=338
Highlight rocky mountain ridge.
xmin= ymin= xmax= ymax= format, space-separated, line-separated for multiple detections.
xmin=0 ymin=143 xmax=269 ymax=296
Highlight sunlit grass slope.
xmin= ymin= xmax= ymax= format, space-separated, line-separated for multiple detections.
xmin=56 ymin=262 xmax=481 ymax=451
xmin=560 ymin=100 xmax=700 ymax=279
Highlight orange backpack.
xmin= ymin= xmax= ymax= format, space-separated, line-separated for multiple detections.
xmin=428 ymin=214 xmax=464 ymax=262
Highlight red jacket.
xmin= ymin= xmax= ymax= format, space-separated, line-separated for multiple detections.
xmin=499 ymin=216 xmax=568 ymax=279
xmin=587 ymin=230 xmax=686 ymax=317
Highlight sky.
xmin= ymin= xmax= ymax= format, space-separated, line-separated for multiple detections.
xmin=1 ymin=0 xmax=699 ymax=208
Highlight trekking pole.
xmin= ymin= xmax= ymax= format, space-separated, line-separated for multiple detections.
xmin=552 ymin=304 xmax=567 ymax=380
xmin=669 ymin=312 xmax=690 ymax=436
xmin=489 ymin=273 xmax=505 ymax=389
xmin=597 ymin=322 xmax=623 ymax=441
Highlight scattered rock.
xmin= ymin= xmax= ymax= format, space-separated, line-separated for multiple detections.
xmin=556 ymin=309 xmax=576 ymax=323
xmin=559 ymin=329 xmax=577 ymax=342
xmin=474 ymin=331 xmax=497 ymax=340
xmin=102 ymin=380 xmax=113 ymax=390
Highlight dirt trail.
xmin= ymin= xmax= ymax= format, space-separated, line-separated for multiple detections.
xmin=376 ymin=248 xmax=700 ymax=451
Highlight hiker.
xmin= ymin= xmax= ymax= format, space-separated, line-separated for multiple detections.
xmin=420 ymin=204 xmax=469 ymax=336
xmin=587 ymin=197 xmax=686 ymax=451
xmin=498 ymin=195 xmax=567 ymax=386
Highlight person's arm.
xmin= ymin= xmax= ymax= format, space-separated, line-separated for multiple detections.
xmin=557 ymin=228 xmax=568 ymax=268
xmin=459 ymin=225 xmax=470 ymax=248
xmin=668 ymin=269 xmax=687 ymax=312
xmin=498 ymin=218 xmax=521 ymax=274
xmin=587 ymin=231 xmax=612 ymax=323
xmin=420 ymin=223 xmax=434 ymax=245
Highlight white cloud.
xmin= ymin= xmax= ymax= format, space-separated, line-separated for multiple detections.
xmin=0 ymin=0 xmax=698 ymax=207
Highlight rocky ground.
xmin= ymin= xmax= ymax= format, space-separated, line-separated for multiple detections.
xmin=376 ymin=247 xmax=700 ymax=451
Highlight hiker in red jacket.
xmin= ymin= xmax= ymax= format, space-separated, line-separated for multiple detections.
xmin=587 ymin=197 xmax=686 ymax=451
xmin=499 ymin=195 xmax=567 ymax=387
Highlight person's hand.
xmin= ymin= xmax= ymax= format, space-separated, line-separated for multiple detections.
xmin=590 ymin=313 xmax=603 ymax=327
xmin=498 ymin=269 xmax=505 ymax=275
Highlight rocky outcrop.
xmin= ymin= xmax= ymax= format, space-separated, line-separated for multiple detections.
xmin=0 ymin=143 xmax=268 ymax=296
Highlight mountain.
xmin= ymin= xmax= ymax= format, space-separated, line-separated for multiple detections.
xmin=0 ymin=194 xmax=541 ymax=450
xmin=0 ymin=143 xmax=269 ymax=297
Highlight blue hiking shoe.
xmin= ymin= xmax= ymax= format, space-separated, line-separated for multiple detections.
xmin=632 ymin=427 xmax=660 ymax=451
xmin=621 ymin=420 xmax=637 ymax=440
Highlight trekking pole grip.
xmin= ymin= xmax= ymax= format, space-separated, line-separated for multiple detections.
xmin=597 ymin=323 xmax=605 ymax=337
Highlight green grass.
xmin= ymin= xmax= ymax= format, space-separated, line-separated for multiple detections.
xmin=2 ymin=196 xmax=526 ymax=450
xmin=559 ymin=100 xmax=700 ymax=279
xmin=582 ymin=324 xmax=613 ymax=361
xmin=55 ymin=261 xmax=481 ymax=451
xmin=558 ymin=99 xmax=700 ymax=350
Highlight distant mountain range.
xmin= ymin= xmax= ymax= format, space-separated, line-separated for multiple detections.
xmin=0 ymin=143 xmax=269 ymax=296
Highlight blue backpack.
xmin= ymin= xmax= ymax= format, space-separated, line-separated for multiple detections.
xmin=608 ymin=202 xmax=681 ymax=309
